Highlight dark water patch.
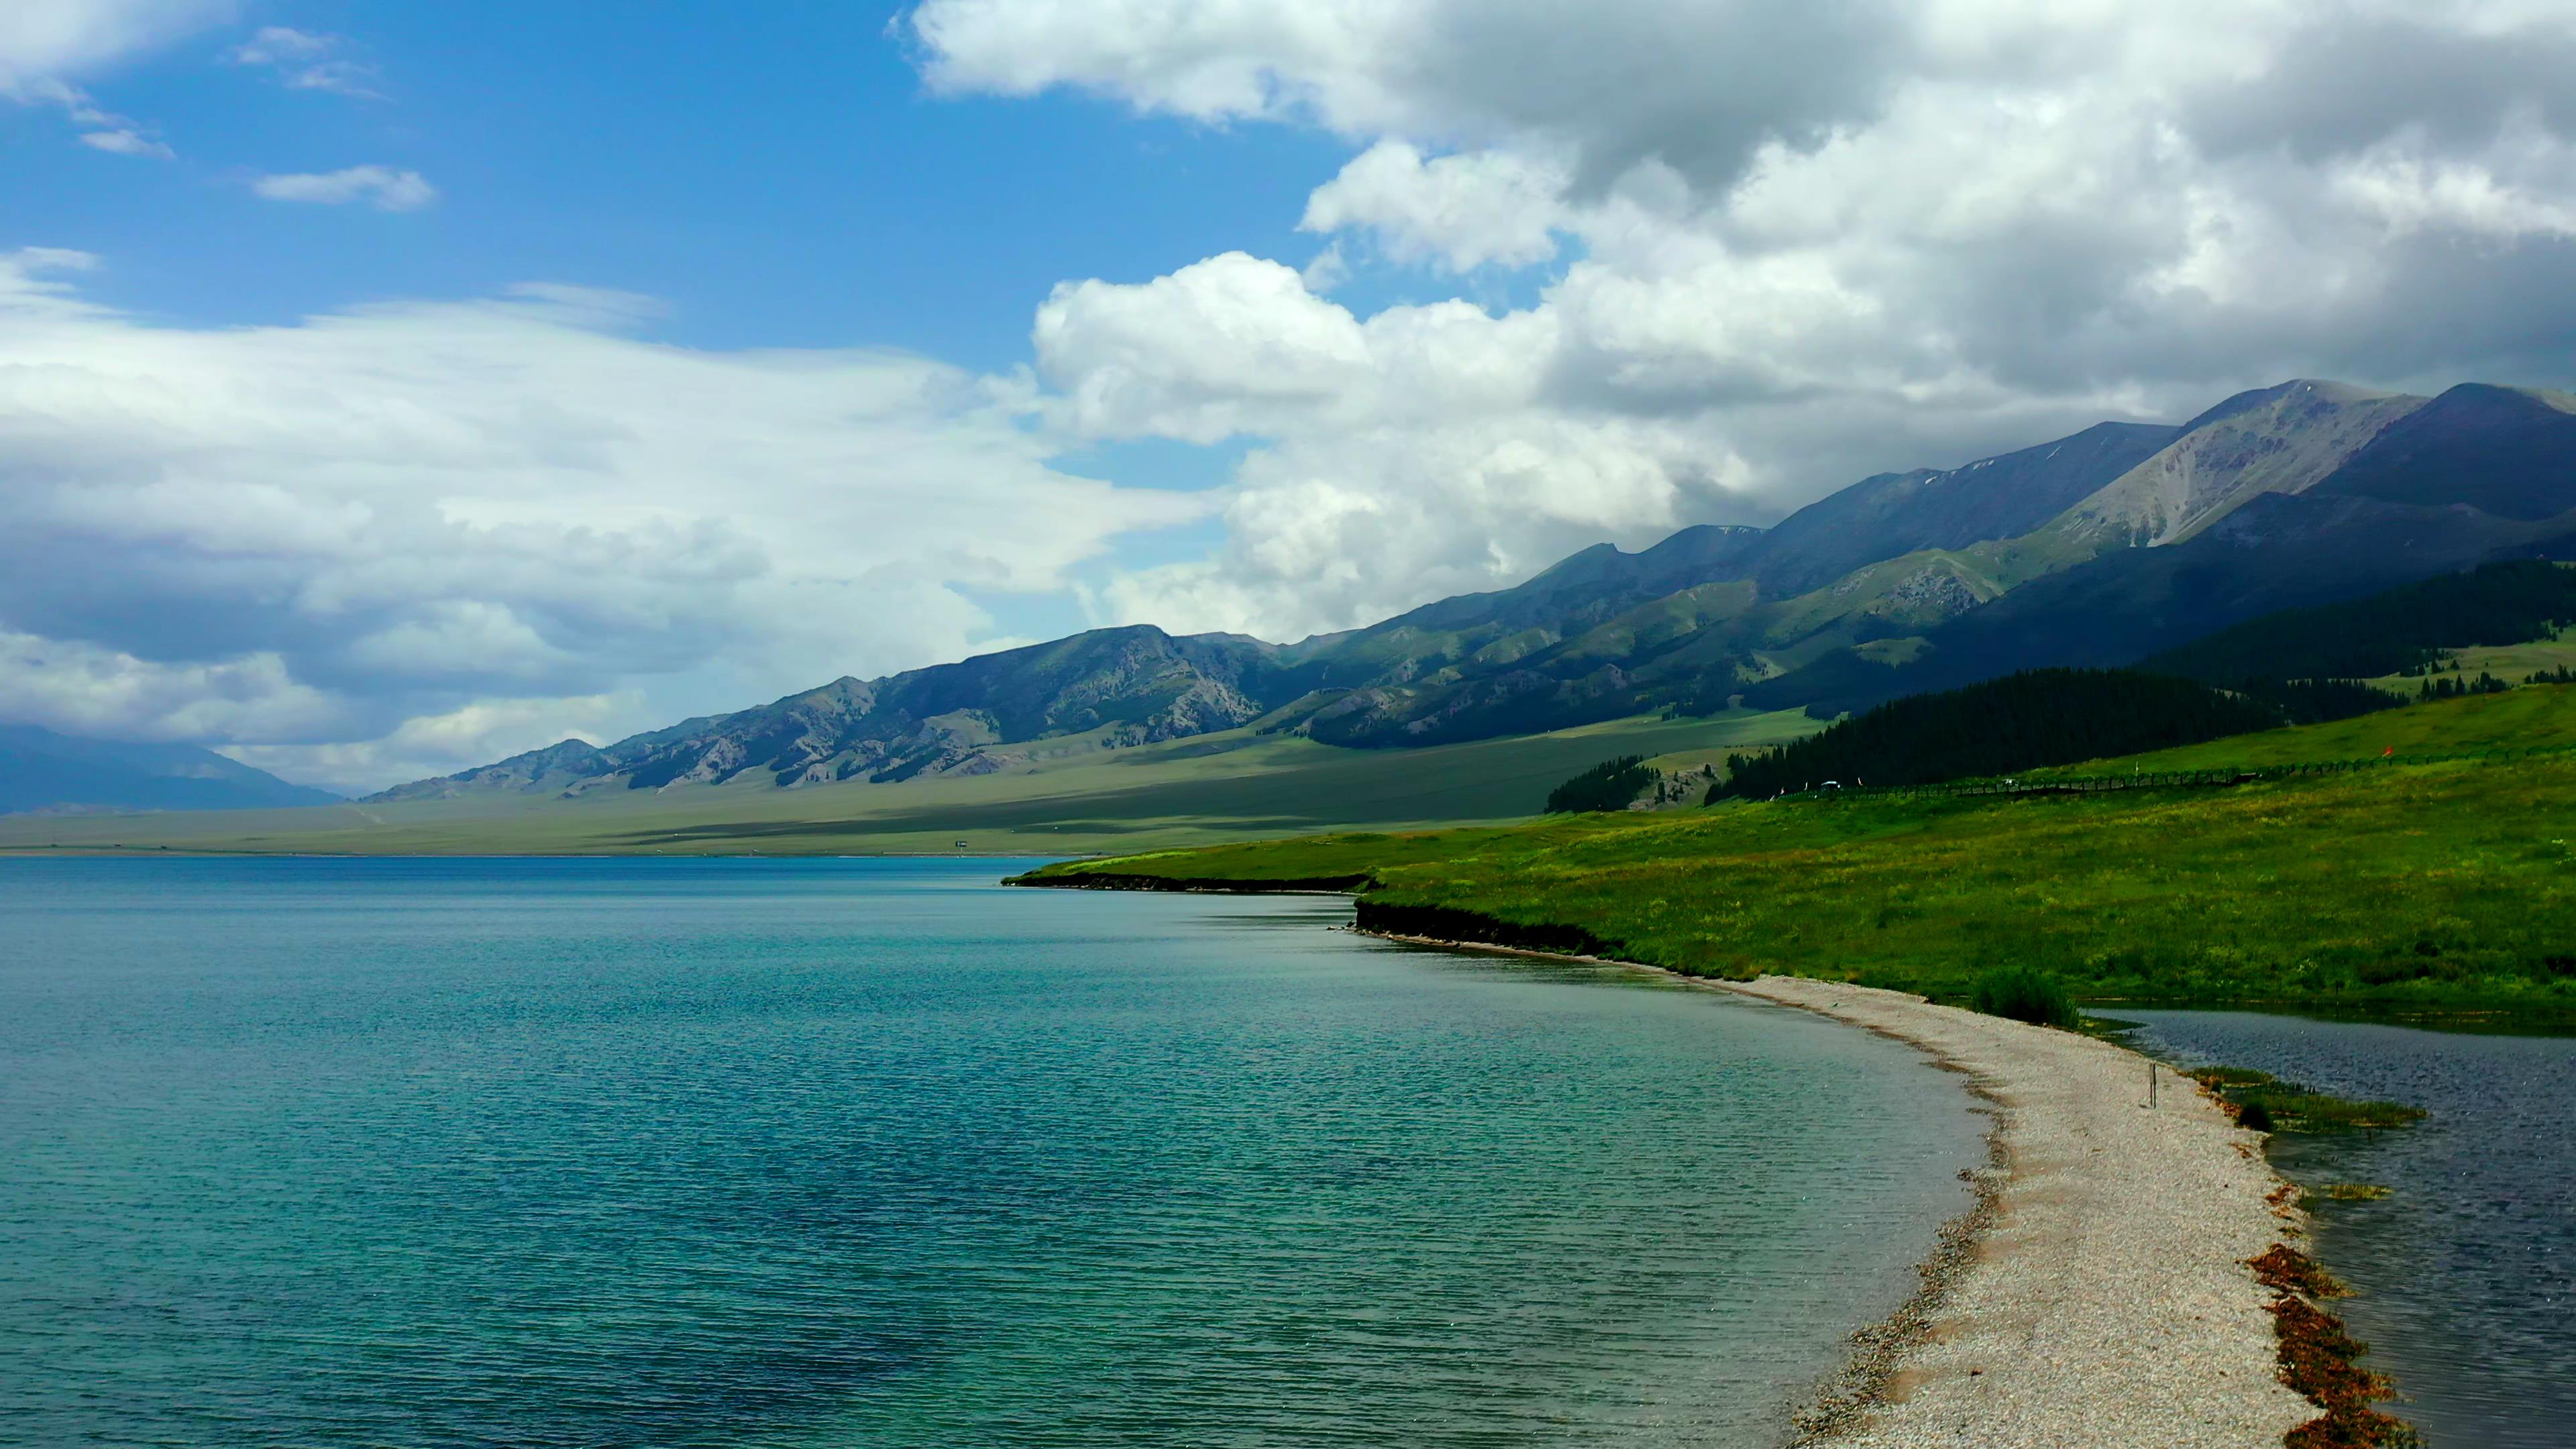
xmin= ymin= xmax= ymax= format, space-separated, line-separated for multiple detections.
xmin=2120 ymin=1008 xmax=2575 ymax=1448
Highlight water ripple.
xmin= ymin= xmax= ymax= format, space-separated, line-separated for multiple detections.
xmin=0 ymin=858 xmax=1984 ymax=1447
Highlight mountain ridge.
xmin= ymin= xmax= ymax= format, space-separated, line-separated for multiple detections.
xmin=370 ymin=375 xmax=2575 ymax=802
xmin=0 ymin=725 xmax=343 ymax=816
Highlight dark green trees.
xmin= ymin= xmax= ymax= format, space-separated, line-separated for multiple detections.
xmin=1547 ymin=755 xmax=1658 ymax=812
xmin=1709 ymin=669 xmax=2284 ymax=799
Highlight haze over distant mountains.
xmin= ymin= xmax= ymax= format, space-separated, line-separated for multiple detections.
xmin=366 ymin=378 xmax=2576 ymax=806
xmin=0 ymin=726 xmax=341 ymax=816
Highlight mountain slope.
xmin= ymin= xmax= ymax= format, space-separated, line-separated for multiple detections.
xmin=0 ymin=725 xmax=341 ymax=815
xmin=1745 ymin=492 xmax=2576 ymax=715
xmin=381 ymin=375 xmax=2575 ymax=797
xmin=1269 ymin=417 xmax=2192 ymax=747
xmin=375 ymin=625 xmax=1287 ymax=801
xmin=2042 ymin=380 xmax=2424 ymax=549
xmin=2313 ymin=384 xmax=2576 ymax=521
xmin=1750 ymin=420 xmax=2180 ymax=594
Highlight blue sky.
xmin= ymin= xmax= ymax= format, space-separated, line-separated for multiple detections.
xmin=5 ymin=1 xmax=2573 ymax=790
xmin=10 ymin=7 xmax=1334 ymax=407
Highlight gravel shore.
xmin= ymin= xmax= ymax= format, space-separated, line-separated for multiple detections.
xmin=1715 ymin=975 xmax=2312 ymax=1449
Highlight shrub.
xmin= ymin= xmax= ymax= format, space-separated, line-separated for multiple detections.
xmin=1969 ymin=965 xmax=2079 ymax=1027
xmin=2239 ymin=1099 xmax=2277 ymax=1132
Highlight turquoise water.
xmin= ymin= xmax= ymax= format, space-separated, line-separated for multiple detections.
xmin=0 ymin=858 xmax=1983 ymax=1447
xmin=2121 ymin=1010 xmax=2576 ymax=1448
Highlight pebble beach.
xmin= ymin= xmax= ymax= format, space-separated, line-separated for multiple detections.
xmin=1717 ymin=976 xmax=2315 ymax=1449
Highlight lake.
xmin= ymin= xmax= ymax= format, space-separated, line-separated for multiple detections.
xmin=2120 ymin=1008 xmax=2576 ymax=1449
xmin=0 ymin=857 xmax=1984 ymax=1448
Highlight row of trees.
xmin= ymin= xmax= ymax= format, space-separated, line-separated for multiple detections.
xmin=2422 ymin=672 xmax=2512 ymax=700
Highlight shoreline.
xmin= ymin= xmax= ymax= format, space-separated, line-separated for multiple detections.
xmin=1362 ymin=927 xmax=2316 ymax=1448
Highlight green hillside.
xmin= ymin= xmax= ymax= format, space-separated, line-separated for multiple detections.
xmin=0 ymin=710 xmax=1815 ymax=857
xmin=1023 ymin=690 xmax=2576 ymax=1015
xmin=2025 ymin=683 xmax=2576 ymax=775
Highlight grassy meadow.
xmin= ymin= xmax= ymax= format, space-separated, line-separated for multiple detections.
xmin=1026 ymin=688 xmax=2576 ymax=1015
xmin=2024 ymin=680 xmax=2576 ymax=776
xmin=0 ymin=709 xmax=1816 ymax=857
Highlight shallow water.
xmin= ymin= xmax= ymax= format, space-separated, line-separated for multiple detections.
xmin=2120 ymin=1009 xmax=2576 ymax=1449
xmin=0 ymin=857 xmax=1983 ymax=1448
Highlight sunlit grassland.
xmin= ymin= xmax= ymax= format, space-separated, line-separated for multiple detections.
xmin=0 ymin=709 xmax=1818 ymax=857
xmin=1029 ymin=691 xmax=2576 ymax=1013
xmin=2357 ymin=626 xmax=2576 ymax=694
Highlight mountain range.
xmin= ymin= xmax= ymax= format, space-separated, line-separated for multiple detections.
xmin=341 ymin=377 xmax=2571 ymax=803
xmin=0 ymin=725 xmax=341 ymax=816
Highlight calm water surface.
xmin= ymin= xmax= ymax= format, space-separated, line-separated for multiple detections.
xmin=0 ymin=858 xmax=1984 ymax=1448
xmin=2121 ymin=1010 xmax=2576 ymax=1449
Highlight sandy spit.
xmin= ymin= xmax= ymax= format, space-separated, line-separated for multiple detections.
xmin=1363 ymin=931 xmax=2313 ymax=1448
xmin=1719 ymin=976 xmax=2312 ymax=1449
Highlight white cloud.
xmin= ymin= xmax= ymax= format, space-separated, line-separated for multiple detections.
xmin=0 ymin=0 xmax=228 ymax=85
xmin=0 ymin=0 xmax=223 ymax=155
xmin=216 ymin=693 xmax=645 ymax=798
xmin=225 ymin=24 xmax=327 ymax=64
xmin=252 ymin=164 xmax=439 ymax=211
xmin=78 ymin=125 xmax=170 ymax=157
xmin=0 ymin=254 xmax=1205 ymax=790
xmin=905 ymin=0 xmax=1902 ymax=190
xmin=225 ymin=25 xmax=381 ymax=98
xmin=0 ymin=630 xmax=344 ymax=747
xmin=914 ymin=0 xmax=2576 ymax=638
xmin=1301 ymin=141 xmax=1568 ymax=272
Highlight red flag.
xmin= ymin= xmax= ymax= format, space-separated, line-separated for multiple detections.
xmin=2383 ymin=745 xmax=2394 ymax=757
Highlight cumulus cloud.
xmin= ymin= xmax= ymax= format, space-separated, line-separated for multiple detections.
xmin=0 ymin=254 xmax=1204 ymax=791
xmin=1300 ymin=141 xmax=1568 ymax=272
xmin=252 ymin=164 xmax=439 ymax=211
xmin=907 ymin=0 xmax=1904 ymax=192
xmin=910 ymin=0 xmax=2576 ymax=638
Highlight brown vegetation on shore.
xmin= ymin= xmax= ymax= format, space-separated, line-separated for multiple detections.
xmin=2248 ymin=1246 xmax=2420 ymax=1448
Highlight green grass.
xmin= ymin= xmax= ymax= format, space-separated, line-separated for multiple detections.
xmin=2357 ymin=626 xmax=2576 ymax=694
xmin=0 ymin=709 xmax=1820 ymax=858
xmin=2027 ymin=682 xmax=2576 ymax=776
xmin=2189 ymin=1069 xmax=2427 ymax=1131
xmin=1027 ymin=691 xmax=2576 ymax=1014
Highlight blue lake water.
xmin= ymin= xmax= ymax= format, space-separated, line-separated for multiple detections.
xmin=0 ymin=857 xmax=1984 ymax=1448
xmin=2121 ymin=1009 xmax=2576 ymax=1449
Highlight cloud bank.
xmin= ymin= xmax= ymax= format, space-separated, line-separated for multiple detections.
xmin=911 ymin=0 xmax=2576 ymax=638
xmin=12 ymin=2 xmax=2576 ymax=791
xmin=0 ymin=252 xmax=1202 ymax=790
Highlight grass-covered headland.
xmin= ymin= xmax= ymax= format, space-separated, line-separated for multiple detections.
xmin=1016 ymin=688 xmax=2576 ymax=1016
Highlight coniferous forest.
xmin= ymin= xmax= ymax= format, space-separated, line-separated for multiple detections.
xmin=1709 ymin=669 xmax=2286 ymax=799
xmin=1546 ymin=755 xmax=1658 ymax=813
xmin=2141 ymin=559 xmax=2576 ymax=685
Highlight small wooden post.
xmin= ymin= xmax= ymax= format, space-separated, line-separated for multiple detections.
xmin=2149 ymin=1062 xmax=2159 ymax=1110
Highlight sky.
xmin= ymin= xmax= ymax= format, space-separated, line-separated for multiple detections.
xmin=6 ymin=1 xmax=2576 ymax=793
